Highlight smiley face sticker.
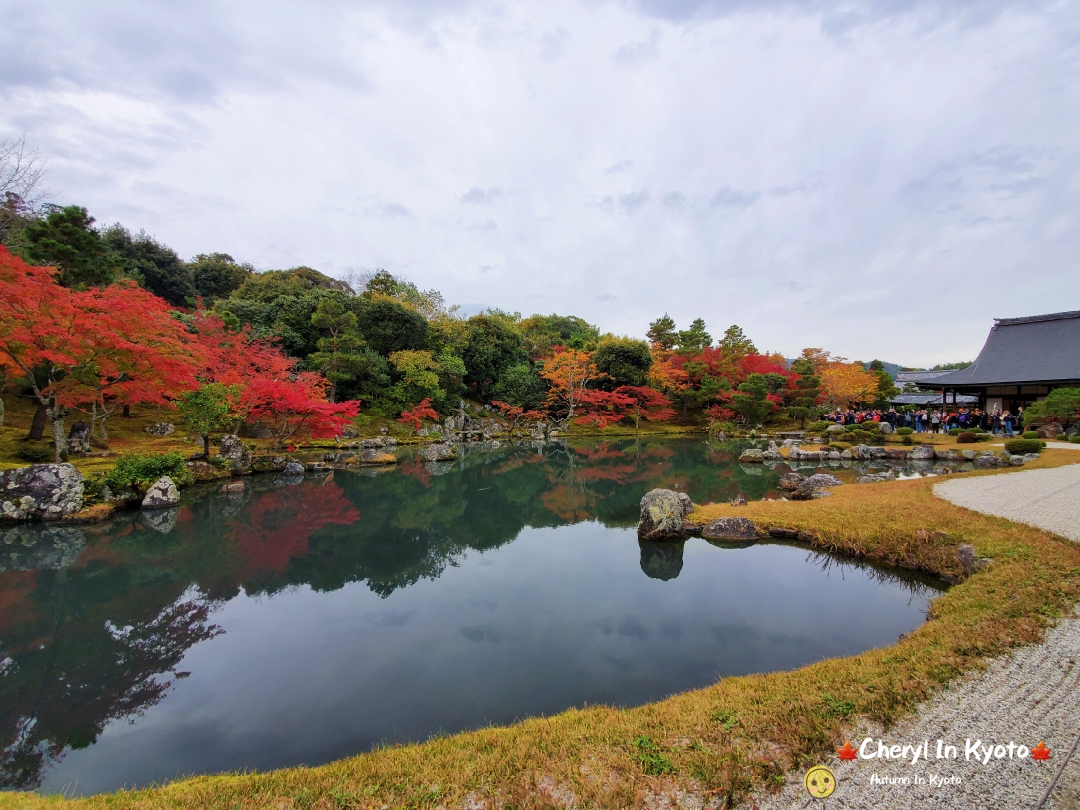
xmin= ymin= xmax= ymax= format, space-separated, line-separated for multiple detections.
xmin=804 ymin=765 xmax=837 ymax=800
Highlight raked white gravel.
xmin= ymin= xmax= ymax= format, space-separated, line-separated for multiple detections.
xmin=933 ymin=464 xmax=1080 ymax=541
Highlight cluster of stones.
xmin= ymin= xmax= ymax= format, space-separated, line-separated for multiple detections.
xmin=636 ymin=477 xmax=844 ymax=541
xmin=740 ymin=440 xmax=1039 ymax=476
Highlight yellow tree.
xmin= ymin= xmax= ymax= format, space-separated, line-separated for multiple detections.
xmin=539 ymin=348 xmax=603 ymax=422
xmin=819 ymin=360 xmax=878 ymax=409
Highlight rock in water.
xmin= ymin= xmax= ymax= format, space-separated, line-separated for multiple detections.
xmin=283 ymin=461 xmax=305 ymax=477
xmin=141 ymin=476 xmax=180 ymax=509
xmin=218 ymin=434 xmax=253 ymax=475
xmin=359 ymin=450 xmax=396 ymax=464
xmin=419 ymin=443 xmax=455 ymax=462
xmin=701 ymin=517 xmax=758 ymax=541
xmin=638 ymin=488 xmax=686 ymax=540
xmin=677 ymin=492 xmax=694 ymax=517
xmin=739 ymin=449 xmax=765 ymax=463
xmin=908 ymin=445 xmax=935 ymax=460
xmin=639 ymin=540 xmax=684 ymax=580
xmin=0 ymin=463 xmax=85 ymax=522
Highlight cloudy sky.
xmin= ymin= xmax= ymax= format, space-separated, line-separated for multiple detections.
xmin=2 ymin=0 xmax=1077 ymax=365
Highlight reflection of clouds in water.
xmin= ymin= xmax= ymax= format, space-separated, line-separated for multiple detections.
xmin=616 ymin=616 xmax=649 ymax=642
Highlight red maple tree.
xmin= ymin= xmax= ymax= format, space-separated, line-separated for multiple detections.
xmin=397 ymin=398 xmax=439 ymax=433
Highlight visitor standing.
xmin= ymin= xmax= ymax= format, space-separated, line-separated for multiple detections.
xmin=931 ymin=410 xmax=941 ymax=433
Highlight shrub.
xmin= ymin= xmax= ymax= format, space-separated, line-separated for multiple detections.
xmin=829 ymin=442 xmax=852 ymax=451
xmin=956 ymin=431 xmax=977 ymax=444
xmin=947 ymin=427 xmax=962 ymax=436
xmin=1022 ymin=431 xmax=1040 ymax=440
xmin=806 ymin=421 xmax=828 ymax=433
xmin=16 ymin=441 xmax=55 ymax=463
xmin=895 ymin=427 xmax=913 ymax=436
xmin=105 ymin=451 xmax=192 ymax=491
xmin=1004 ymin=438 xmax=1045 ymax=455
xmin=1072 ymin=436 xmax=1080 ymax=444
xmin=1057 ymin=434 xmax=1068 ymax=441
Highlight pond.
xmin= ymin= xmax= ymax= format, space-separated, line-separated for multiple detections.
xmin=0 ymin=438 xmax=947 ymax=796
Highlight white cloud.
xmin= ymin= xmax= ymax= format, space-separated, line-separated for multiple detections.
xmin=0 ymin=0 xmax=1077 ymax=365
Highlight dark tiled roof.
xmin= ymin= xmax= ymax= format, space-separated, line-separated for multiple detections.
xmin=923 ymin=311 xmax=1080 ymax=388
xmin=896 ymin=370 xmax=958 ymax=382
xmin=890 ymin=393 xmax=979 ymax=406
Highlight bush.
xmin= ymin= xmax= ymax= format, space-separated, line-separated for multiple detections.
xmin=947 ymin=427 xmax=963 ymax=436
xmin=1004 ymin=438 xmax=1045 ymax=455
xmin=1057 ymin=434 xmax=1068 ymax=441
xmin=956 ymin=431 xmax=977 ymax=444
xmin=806 ymin=421 xmax=828 ymax=434
xmin=829 ymin=442 xmax=852 ymax=451
xmin=105 ymin=451 xmax=192 ymax=491
xmin=16 ymin=441 xmax=54 ymax=463
xmin=1071 ymin=436 xmax=1080 ymax=444
xmin=1022 ymin=431 xmax=1040 ymax=440
xmin=895 ymin=427 xmax=913 ymax=436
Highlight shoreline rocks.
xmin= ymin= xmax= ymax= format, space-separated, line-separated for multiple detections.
xmin=141 ymin=476 xmax=180 ymax=509
xmin=1 ymin=463 xmax=85 ymax=522
xmin=638 ymin=488 xmax=694 ymax=540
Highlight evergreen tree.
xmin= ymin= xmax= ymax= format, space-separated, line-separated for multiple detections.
xmin=646 ymin=313 xmax=677 ymax=351
xmin=718 ymin=324 xmax=757 ymax=357
xmin=308 ymin=298 xmax=368 ymax=402
xmin=675 ymin=318 xmax=711 ymax=353
xmin=18 ymin=206 xmax=122 ymax=288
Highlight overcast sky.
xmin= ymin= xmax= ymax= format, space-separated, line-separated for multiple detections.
xmin=2 ymin=0 xmax=1077 ymax=365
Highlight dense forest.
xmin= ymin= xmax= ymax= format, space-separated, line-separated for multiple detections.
xmin=0 ymin=193 xmax=900 ymax=454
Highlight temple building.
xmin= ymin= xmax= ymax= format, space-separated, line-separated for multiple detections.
xmin=908 ymin=311 xmax=1080 ymax=412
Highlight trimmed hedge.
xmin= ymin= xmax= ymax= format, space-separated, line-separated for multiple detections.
xmin=1022 ymin=431 xmax=1040 ymax=440
xmin=1004 ymin=438 xmax=1045 ymax=455
xmin=956 ymin=431 xmax=978 ymax=444
xmin=895 ymin=427 xmax=914 ymax=436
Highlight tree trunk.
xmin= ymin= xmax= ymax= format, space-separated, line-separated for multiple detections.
xmin=48 ymin=404 xmax=67 ymax=463
xmin=0 ymin=394 xmax=4 ymax=427
xmin=89 ymin=400 xmax=97 ymax=439
xmin=202 ymin=434 xmax=210 ymax=458
xmin=122 ymin=404 xmax=131 ymax=418
xmin=329 ymin=382 xmax=337 ymax=404
xmin=681 ymin=400 xmax=688 ymax=424
xmin=27 ymin=403 xmax=47 ymax=440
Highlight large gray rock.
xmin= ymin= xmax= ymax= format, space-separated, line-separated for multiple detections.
xmin=701 ymin=517 xmax=758 ymax=541
xmin=825 ymin=424 xmax=847 ymax=435
xmin=141 ymin=476 xmax=180 ymax=509
xmin=739 ymin=448 xmax=764 ymax=463
xmin=934 ymin=449 xmax=962 ymax=461
xmin=974 ymin=453 xmax=1000 ymax=468
xmin=144 ymin=422 xmax=175 ymax=437
xmin=419 ymin=443 xmax=456 ymax=462
xmin=762 ymin=441 xmax=783 ymax=461
xmin=0 ymin=464 xmax=85 ymax=522
xmin=218 ymin=434 xmax=253 ymax=475
xmin=282 ymin=461 xmax=305 ymax=477
xmin=908 ymin=445 xmax=935 ymax=461
xmin=802 ymin=473 xmax=843 ymax=488
xmin=638 ymin=488 xmax=686 ymax=540
xmin=878 ymin=421 xmax=893 ymax=434
xmin=676 ymin=492 xmax=694 ymax=517
xmin=361 ymin=437 xmax=386 ymax=449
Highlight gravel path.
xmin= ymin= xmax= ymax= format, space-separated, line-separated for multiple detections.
xmin=745 ymin=464 xmax=1080 ymax=810
xmin=749 ymin=613 xmax=1080 ymax=810
xmin=933 ymin=464 xmax=1080 ymax=541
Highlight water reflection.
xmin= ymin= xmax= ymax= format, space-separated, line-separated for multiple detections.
xmin=0 ymin=438 xmax=947 ymax=794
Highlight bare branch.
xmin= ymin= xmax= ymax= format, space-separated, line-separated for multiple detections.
xmin=0 ymin=135 xmax=55 ymax=237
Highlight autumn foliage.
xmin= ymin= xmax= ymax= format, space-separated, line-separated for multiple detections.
xmin=397 ymin=397 xmax=439 ymax=433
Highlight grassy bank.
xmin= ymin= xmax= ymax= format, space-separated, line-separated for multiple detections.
xmin=3 ymin=450 xmax=1080 ymax=809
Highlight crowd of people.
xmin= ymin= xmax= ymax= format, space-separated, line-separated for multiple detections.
xmin=825 ymin=406 xmax=1023 ymax=436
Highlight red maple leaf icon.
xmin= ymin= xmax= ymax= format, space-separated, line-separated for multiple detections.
xmin=1031 ymin=742 xmax=1052 ymax=761
xmin=837 ymin=741 xmax=858 ymax=761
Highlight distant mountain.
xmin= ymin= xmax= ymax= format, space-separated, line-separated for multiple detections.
xmin=857 ymin=361 xmax=903 ymax=379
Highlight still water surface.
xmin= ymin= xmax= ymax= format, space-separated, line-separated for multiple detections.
xmin=0 ymin=439 xmax=946 ymax=795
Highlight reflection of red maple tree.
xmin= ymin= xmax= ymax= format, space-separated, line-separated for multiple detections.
xmin=229 ymin=479 xmax=359 ymax=575
xmin=399 ymin=457 xmax=433 ymax=488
